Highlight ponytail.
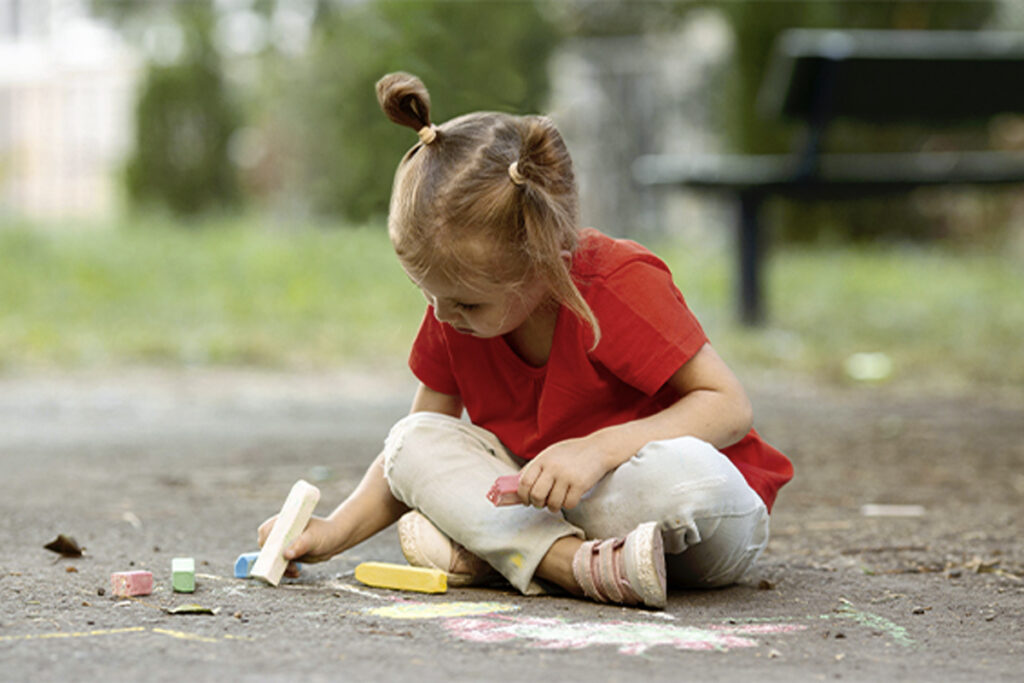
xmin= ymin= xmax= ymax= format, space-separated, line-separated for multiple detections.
xmin=510 ymin=117 xmax=600 ymax=348
xmin=376 ymin=72 xmax=438 ymax=145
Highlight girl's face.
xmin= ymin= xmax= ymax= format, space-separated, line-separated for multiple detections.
xmin=411 ymin=269 xmax=550 ymax=339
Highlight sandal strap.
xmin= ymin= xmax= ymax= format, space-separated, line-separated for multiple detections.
xmin=572 ymin=540 xmax=605 ymax=603
xmin=595 ymin=539 xmax=625 ymax=603
xmin=572 ymin=537 xmax=645 ymax=605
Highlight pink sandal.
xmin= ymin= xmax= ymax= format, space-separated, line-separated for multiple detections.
xmin=571 ymin=521 xmax=667 ymax=608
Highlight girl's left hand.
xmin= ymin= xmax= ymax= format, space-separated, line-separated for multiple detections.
xmin=517 ymin=435 xmax=615 ymax=512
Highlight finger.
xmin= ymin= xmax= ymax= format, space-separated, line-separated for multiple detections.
xmin=528 ymin=471 xmax=554 ymax=509
xmin=283 ymin=532 xmax=311 ymax=561
xmin=284 ymin=561 xmax=302 ymax=578
xmin=257 ymin=515 xmax=278 ymax=548
xmin=546 ymin=480 xmax=570 ymax=513
xmin=517 ymin=465 xmax=537 ymax=504
xmin=562 ymin=485 xmax=582 ymax=511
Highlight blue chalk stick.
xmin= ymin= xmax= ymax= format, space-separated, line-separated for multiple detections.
xmin=235 ymin=551 xmax=301 ymax=578
xmin=235 ymin=552 xmax=260 ymax=578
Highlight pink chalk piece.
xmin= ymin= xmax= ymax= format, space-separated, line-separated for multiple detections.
xmin=110 ymin=570 xmax=153 ymax=597
xmin=487 ymin=474 xmax=522 ymax=507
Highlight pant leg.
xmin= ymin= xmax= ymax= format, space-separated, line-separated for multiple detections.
xmin=565 ymin=435 xmax=770 ymax=588
xmin=381 ymin=412 xmax=583 ymax=594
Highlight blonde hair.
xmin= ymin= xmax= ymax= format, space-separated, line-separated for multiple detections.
xmin=375 ymin=72 xmax=600 ymax=346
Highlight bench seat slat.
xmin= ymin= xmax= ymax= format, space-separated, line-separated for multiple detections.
xmin=634 ymin=151 xmax=1024 ymax=195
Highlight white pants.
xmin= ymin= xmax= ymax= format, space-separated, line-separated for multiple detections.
xmin=382 ymin=412 xmax=769 ymax=595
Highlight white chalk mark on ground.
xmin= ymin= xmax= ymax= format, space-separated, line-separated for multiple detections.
xmin=327 ymin=581 xmax=399 ymax=602
xmin=363 ymin=601 xmax=520 ymax=620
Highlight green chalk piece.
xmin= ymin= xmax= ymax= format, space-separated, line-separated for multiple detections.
xmin=172 ymin=557 xmax=196 ymax=593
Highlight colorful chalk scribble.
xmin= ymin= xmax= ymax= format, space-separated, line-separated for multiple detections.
xmin=361 ymin=597 xmax=913 ymax=655
xmin=443 ymin=616 xmax=806 ymax=655
xmin=361 ymin=600 xmax=807 ymax=655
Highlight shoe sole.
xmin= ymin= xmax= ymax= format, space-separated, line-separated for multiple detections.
xmin=396 ymin=511 xmax=479 ymax=587
xmin=623 ymin=521 xmax=668 ymax=608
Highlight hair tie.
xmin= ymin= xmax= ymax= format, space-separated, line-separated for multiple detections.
xmin=508 ymin=161 xmax=526 ymax=186
xmin=417 ymin=125 xmax=437 ymax=144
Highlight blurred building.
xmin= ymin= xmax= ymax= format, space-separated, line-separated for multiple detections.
xmin=0 ymin=0 xmax=138 ymax=222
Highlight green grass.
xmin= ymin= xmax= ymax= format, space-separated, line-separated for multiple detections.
xmin=2 ymin=217 xmax=1022 ymax=390
xmin=0 ymin=217 xmax=424 ymax=371
xmin=659 ymin=242 xmax=1024 ymax=390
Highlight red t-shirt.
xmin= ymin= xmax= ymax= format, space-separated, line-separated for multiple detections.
xmin=409 ymin=229 xmax=793 ymax=511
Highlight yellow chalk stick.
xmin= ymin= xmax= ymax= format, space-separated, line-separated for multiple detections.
xmin=354 ymin=562 xmax=447 ymax=594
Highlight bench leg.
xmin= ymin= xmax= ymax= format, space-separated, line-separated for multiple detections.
xmin=738 ymin=191 xmax=764 ymax=326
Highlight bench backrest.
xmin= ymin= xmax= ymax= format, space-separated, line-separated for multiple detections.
xmin=760 ymin=29 xmax=1024 ymax=126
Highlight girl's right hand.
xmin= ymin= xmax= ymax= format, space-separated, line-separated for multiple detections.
xmin=257 ymin=514 xmax=341 ymax=577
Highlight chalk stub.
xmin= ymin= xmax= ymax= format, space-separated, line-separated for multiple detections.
xmin=111 ymin=570 xmax=153 ymax=597
xmin=354 ymin=562 xmax=447 ymax=594
xmin=235 ymin=551 xmax=300 ymax=578
xmin=251 ymin=479 xmax=321 ymax=586
xmin=234 ymin=551 xmax=260 ymax=578
xmin=486 ymin=474 xmax=522 ymax=507
xmin=172 ymin=557 xmax=195 ymax=593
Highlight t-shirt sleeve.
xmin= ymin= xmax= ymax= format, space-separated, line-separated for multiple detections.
xmin=408 ymin=308 xmax=461 ymax=396
xmin=589 ymin=260 xmax=708 ymax=396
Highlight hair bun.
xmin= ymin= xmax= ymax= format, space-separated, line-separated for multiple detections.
xmin=376 ymin=72 xmax=433 ymax=135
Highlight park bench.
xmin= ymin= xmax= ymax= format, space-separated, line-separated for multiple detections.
xmin=633 ymin=28 xmax=1024 ymax=324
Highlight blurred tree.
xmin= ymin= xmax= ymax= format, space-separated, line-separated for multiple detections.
xmin=541 ymin=0 xmax=694 ymax=37
xmin=284 ymin=0 xmax=561 ymax=221
xmin=92 ymin=0 xmax=242 ymax=217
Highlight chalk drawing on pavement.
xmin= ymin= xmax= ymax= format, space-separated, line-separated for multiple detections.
xmin=443 ymin=616 xmax=806 ymax=655
xmin=362 ymin=596 xmax=913 ymax=655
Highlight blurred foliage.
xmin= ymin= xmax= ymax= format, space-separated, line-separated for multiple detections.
xmin=94 ymin=0 xmax=242 ymax=216
xmin=87 ymin=0 xmax=1015 ymax=241
xmin=716 ymin=0 xmax=1000 ymax=243
xmin=2 ymin=221 xmax=1021 ymax=390
xmin=0 ymin=218 xmax=422 ymax=370
xmin=282 ymin=0 xmax=561 ymax=221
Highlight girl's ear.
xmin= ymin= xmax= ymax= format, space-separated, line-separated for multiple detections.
xmin=560 ymin=250 xmax=572 ymax=269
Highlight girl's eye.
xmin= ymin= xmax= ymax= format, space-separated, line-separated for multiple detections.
xmin=454 ymin=303 xmax=479 ymax=312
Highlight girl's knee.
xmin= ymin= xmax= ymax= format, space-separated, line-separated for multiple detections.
xmin=569 ymin=436 xmax=764 ymax=553
xmin=382 ymin=412 xmax=463 ymax=492
xmin=382 ymin=412 xmax=510 ymax=505
xmin=665 ymin=505 xmax=770 ymax=588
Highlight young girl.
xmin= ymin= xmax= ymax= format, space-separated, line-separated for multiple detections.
xmin=258 ymin=72 xmax=793 ymax=608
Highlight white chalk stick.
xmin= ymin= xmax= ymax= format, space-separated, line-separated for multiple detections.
xmin=251 ymin=479 xmax=320 ymax=586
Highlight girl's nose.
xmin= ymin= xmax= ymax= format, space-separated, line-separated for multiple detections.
xmin=432 ymin=301 xmax=458 ymax=325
